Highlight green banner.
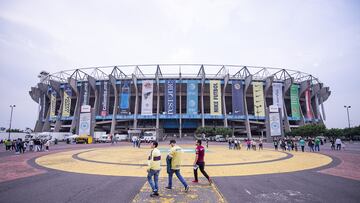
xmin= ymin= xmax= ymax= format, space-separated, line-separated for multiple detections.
xmin=290 ymin=85 xmax=300 ymax=119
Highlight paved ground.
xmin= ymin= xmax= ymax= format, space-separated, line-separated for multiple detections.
xmin=0 ymin=141 xmax=359 ymax=203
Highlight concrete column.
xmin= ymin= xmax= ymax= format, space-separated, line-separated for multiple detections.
xmin=244 ymin=75 xmax=252 ymax=139
xmin=109 ymin=75 xmax=118 ymax=136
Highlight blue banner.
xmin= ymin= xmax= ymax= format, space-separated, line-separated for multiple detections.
xmin=164 ymin=80 xmax=176 ymax=114
xmin=119 ymin=81 xmax=130 ymax=114
xmin=187 ymin=81 xmax=198 ymax=114
xmin=232 ymin=80 xmax=244 ymax=115
xmin=80 ymin=82 xmax=90 ymax=106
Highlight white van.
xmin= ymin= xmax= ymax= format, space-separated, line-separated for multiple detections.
xmin=115 ymin=134 xmax=128 ymax=141
xmin=98 ymin=135 xmax=111 ymax=143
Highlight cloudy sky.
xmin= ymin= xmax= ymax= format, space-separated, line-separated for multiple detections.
xmin=0 ymin=0 xmax=359 ymax=130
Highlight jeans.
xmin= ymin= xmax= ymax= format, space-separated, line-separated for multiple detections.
xmin=168 ymin=169 xmax=188 ymax=188
xmin=315 ymin=144 xmax=320 ymax=151
xmin=147 ymin=169 xmax=160 ymax=192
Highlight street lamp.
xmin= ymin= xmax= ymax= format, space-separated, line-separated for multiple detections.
xmin=344 ymin=105 xmax=351 ymax=128
xmin=8 ymin=105 xmax=16 ymax=140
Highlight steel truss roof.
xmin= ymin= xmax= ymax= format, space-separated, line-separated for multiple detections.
xmin=39 ymin=64 xmax=322 ymax=84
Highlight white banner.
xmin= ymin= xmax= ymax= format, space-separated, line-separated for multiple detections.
xmin=79 ymin=112 xmax=91 ymax=136
xmin=269 ymin=112 xmax=281 ymax=136
xmin=141 ymin=80 xmax=153 ymax=115
xmin=272 ymin=83 xmax=283 ymax=116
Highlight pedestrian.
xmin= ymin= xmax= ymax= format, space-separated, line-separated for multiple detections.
xmin=294 ymin=141 xmax=298 ymax=152
xmin=11 ymin=140 xmax=16 ymax=151
xmin=258 ymin=139 xmax=263 ymax=150
xmin=308 ymin=139 xmax=314 ymax=152
xmin=286 ymin=139 xmax=292 ymax=151
xmin=45 ymin=139 xmax=50 ymax=151
xmin=314 ymin=137 xmax=321 ymax=151
xmin=147 ymin=141 xmax=161 ymax=197
xmin=192 ymin=140 xmax=212 ymax=184
xmin=29 ymin=139 xmax=34 ymax=151
xmin=335 ymin=138 xmax=342 ymax=150
xmin=299 ymin=138 xmax=305 ymax=152
xmin=273 ymin=139 xmax=278 ymax=150
xmin=252 ymin=139 xmax=257 ymax=151
xmin=228 ymin=139 xmax=231 ymax=149
xmin=166 ymin=140 xmax=189 ymax=192
xmin=291 ymin=139 xmax=295 ymax=151
xmin=206 ymin=138 xmax=209 ymax=149
xmin=330 ymin=139 xmax=335 ymax=150
xmin=246 ymin=139 xmax=251 ymax=150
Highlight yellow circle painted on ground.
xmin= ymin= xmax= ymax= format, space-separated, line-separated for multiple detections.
xmin=35 ymin=145 xmax=332 ymax=177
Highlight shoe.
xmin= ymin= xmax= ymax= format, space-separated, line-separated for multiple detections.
xmin=165 ymin=186 xmax=172 ymax=190
xmin=192 ymin=180 xmax=198 ymax=183
xmin=185 ymin=186 xmax=189 ymax=193
xmin=150 ymin=192 xmax=159 ymax=197
xmin=208 ymin=179 xmax=213 ymax=185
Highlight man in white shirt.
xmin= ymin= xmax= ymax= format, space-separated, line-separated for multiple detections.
xmin=335 ymin=138 xmax=342 ymax=150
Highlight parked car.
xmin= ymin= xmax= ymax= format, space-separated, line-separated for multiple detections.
xmin=98 ymin=135 xmax=111 ymax=143
xmin=215 ymin=135 xmax=226 ymax=142
xmin=115 ymin=134 xmax=128 ymax=141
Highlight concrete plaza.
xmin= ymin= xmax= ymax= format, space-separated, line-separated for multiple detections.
xmin=0 ymin=141 xmax=359 ymax=203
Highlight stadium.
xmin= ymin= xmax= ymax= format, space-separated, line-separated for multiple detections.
xmin=29 ymin=64 xmax=331 ymax=141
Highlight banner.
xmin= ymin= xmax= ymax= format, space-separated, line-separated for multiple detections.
xmin=269 ymin=111 xmax=281 ymax=136
xmin=290 ymin=85 xmax=301 ymax=119
xmin=50 ymin=91 xmax=57 ymax=117
xmin=210 ymin=80 xmax=222 ymax=115
xmin=80 ymin=82 xmax=90 ymax=106
xmin=165 ymin=80 xmax=176 ymax=114
xmin=305 ymin=89 xmax=314 ymax=119
xmin=253 ymin=82 xmax=265 ymax=116
xmin=78 ymin=112 xmax=91 ymax=136
xmin=187 ymin=81 xmax=198 ymax=114
xmin=62 ymin=84 xmax=72 ymax=117
xmin=272 ymin=83 xmax=283 ymax=116
xmin=232 ymin=80 xmax=244 ymax=115
xmin=98 ymin=81 xmax=109 ymax=117
xmin=119 ymin=81 xmax=130 ymax=114
xmin=141 ymin=80 xmax=153 ymax=115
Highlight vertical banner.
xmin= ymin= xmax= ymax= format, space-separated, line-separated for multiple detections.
xmin=187 ymin=81 xmax=198 ymax=114
xmin=50 ymin=91 xmax=57 ymax=117
xmin=164 ymin=80 xmax=176 ymax=114
xmin=269 ymin=112 xmax=281 ymax=136
xmin=141 ymin=80 xmax=153 ymax=115
xmin=99 ymin=81 xmax=109 ymax=117
xmin=119 ymin=81 xmax=130 ymax=114
xmin=305 ymin=89 xmax=314 ymax=119
xmin=232 ymin=80 xmax=244 ymax=115
xmin=210 ymin=80 xmax=222 ymax=115
xmin=62 ymin=84 xmax=72 ymax=117
xmin=272 ymin=83 xmax=283 ymax=116
xmin=79 ymin=105 xmax=91 ymax=136
xmin=290 ymin=85 xmax=301 ymax=119
xmin=252 ymin=82 xmax=265 ymax=116
xmin=80 ymin=82 xmax=90 ymax=106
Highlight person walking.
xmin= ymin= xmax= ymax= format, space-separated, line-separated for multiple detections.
xmin=192 ymin=140 xmax=212 ymax=184
xmin=45 ymin=139 xmax=50 ymax=151
xmin=299 ymin=138 xmax=305 ymax=152
xmin=314 ymin=137 xmax=321 ymax=151
xmin=258 ymin=139 xmax=263 ymax=150
xmin=147 ymin=141 xmax=161 ymax=197
xmin=273 ymin=139 xmax=278 ymax=150
xmin=166 ymin=140 xmax=189 ymax=192
xmin=308 ymin=139 xmax=314 ymax=152
xmin=335 ymin=138 xmax=342 ymax=150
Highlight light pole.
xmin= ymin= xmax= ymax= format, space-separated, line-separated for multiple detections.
xmin=344 ymin=105 xmax=351 ymax=128
xmin=8 ymin=105 xmax=16 ymax=140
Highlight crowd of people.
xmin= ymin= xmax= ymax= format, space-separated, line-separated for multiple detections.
xmin=272 ymin=137 xmax=345 ymax=152
xmin=1 ymin=138 xmax=51 ymax=154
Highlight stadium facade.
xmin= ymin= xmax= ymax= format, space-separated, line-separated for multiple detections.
xmin=29 ymin=64 xmax=331 ymax=141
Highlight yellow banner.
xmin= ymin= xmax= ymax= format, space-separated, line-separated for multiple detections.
xmin=62 ymin=91 xmax=71 ymax=117
xmin=210 ymin=80 xmax=222 ymax=115
xmin=50 ymin=93 xmax=56 ymax=117
xmin=252 ymin=82 xmax=265 ymax=117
